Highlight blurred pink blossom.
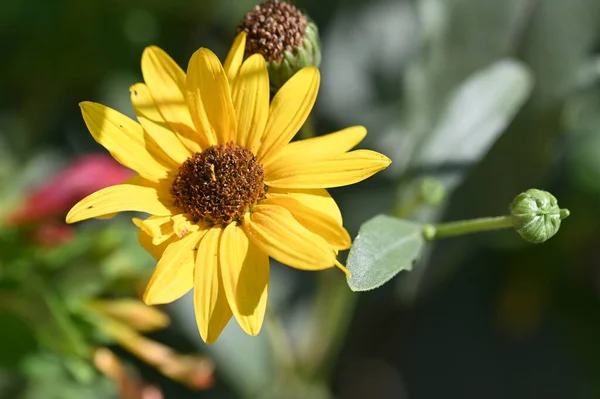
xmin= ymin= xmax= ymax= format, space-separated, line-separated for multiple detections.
xmin=8 ymin=154 xmax=132 ymax=225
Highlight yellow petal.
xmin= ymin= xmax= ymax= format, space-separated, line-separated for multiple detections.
xmin=267 ymin=187 xmax=342 ymax=225
xmin=130 ymin=83 xmax=192 ymax=165
xmin=265 ymin=126 xmax=367 ymax=171
xmin=123 ymin=174 xmax=149 ymax=186
xmin=187 ymin=48 xmax=237 ymax=146
xmin=265 ymin=149 xmax=391 ymax=189
xmin=223 ymin=32 xmax=247 ymax=83
xmin=141 ymin=46 xmax=203 ymax=153
xmin=80 ymin=102 xmax=171 ymax=181
xmin=194 ymin=227 xmax=232 ymax=344
xmin=133 ymin=215 xmax=174 ymax=245
xmin=220 ymin=223 xmax=269 ymax=336
xmin=171 ymin=213 xmax=201 ymax=239
xmin=137 ymin=227 xmax=176 ymax=260
xmin=243 ymin=204 xmax=336 ymax=271
xmin=257 ymin=67 xmax=320 ymax=163
xmin=231 ymin=54 xmax=269 ymax=151
xmin=66 ymin=183 xmax=172 ymax=223
xmin=143 ymin=231 xmax=202 ymax=305
xmin=262 ymin=195 xmax=350 ymax=250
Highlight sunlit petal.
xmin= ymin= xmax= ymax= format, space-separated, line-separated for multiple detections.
xmin=194 ymin=227 xmax=232 ymax=343
xmin=223 ymin=32 xmax=247 ymax=84
xmin=130 ymin=83 xmax=192 ymax=164
xmin=141 ymin=46 xmax=202 ymax=152
xmin=267 ymin=187 xmax=342 ymax=225
xmin=66 ymin=183 xmax=172 ymax=223
xmin=243 ymin=204 xmax=336 ymax=270
xmin=171 ymin=213 xmax=201 ymax=239
xmin=266 ymin=126 xmax=367 ymax=172
xmin=187 ymin=48 xmax=237 ymax=145
xmin=79 ymin=102 xmax=172 ymax=181
xmin=231 ymin=54 xmax=269 ymax=150
xmin=261 ymin=195 xmax=350 ymax=250
xmin=143 ymin=231 xmax=203 ymax=305
xmin=220 ymin=223 xmax=269 ymax=336
xmin=257 ymin=67 xmax=320 ymax=163
xmin=265 ymin=150 xmax=391 ymax=188
xmin=137 ymin=225 xmax=176 ymax=260
xmin=133 ymin=215 xmax=174 ymax=245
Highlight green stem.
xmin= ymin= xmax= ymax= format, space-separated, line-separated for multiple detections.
xmin=423 ymin=215 xmax=514 ymax=241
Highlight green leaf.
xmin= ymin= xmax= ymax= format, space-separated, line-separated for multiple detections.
xmin=346 ymin=215 xmax=425 ymax=291
xmin=412 ymin=59 xmax=533 ymax=190
xmin=21 ymin=353 xmax=115 ymax=399
xmin=0 ymin=312 xmax=37 ymax=369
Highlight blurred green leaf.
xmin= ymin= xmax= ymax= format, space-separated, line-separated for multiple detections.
xmin=56 ymin=264 xmax=105 ymax=302
xmin=570 ymin=131 xmax=600 ymax=196
xmin=412 ymin=59 xmax=533 ymax=189
xmin=0 ymin=312 xmax=37 ymax=369
xmin=21 ymin=353 xmax=115 ymax=399
xmin=457 ymin=0 xmax=600 ymax=216
xmin=347 ymin=215 xmax=424 ymax=291
xmin=565 ymin=88 xmax=600 ymax=196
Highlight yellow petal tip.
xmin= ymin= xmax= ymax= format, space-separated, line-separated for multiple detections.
xmin=65 ymin=207 xmax=82 ymax=224
xmin=199 ymin=325 xmax=223 ymax=344
xmin=142 ymin=288 xmax=160 ymax=306
xmin=244 ymin=324 xmax=262 ymax=337
xmin=335 ymin=259 xmax=352 ymax=278
xmin=203 ymin=335 xmax=218 ymax=344
xmin=129 ymin=83 xmax=143 ymax=94
xmin=142 ymin=45 xmax=161 ymax=55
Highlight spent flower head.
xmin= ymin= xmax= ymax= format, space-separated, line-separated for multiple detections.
xmin=236 ymin=0 xmax=321 ymax=91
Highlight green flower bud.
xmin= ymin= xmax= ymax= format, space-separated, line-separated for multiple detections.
xmin=237 ymin=0 xmax=322 ymax=92
xmin=510 ymin=189 xmax=570 ymax=244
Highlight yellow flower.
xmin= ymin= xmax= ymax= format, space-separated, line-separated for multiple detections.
xmin=66 ymin=33 xmax=391 ymax=343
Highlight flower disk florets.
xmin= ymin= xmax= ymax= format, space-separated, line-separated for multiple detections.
xmin=170 ymin=143 xmax=265 ymax=225
xmin=237 ymin=0 xmax=308 ymax=62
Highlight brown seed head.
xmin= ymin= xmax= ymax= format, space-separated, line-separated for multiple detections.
xmin=170 ymin=143 xmax=265 ymax=225
xmin=237 ymin=0 xmax=308 ymax=62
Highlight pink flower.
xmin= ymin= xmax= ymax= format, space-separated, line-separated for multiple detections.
xmin=8 ymin=154 xmax=132 ymax=225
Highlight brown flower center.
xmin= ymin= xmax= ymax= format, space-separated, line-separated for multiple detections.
xmin=236 ymin=0 xmax=308 ymax=62
xmin=170 ymin=143 xmax=265 ymax=225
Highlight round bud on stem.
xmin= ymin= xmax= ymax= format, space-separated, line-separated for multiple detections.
xmin=510 ymin=189 xmax=569 ymax=244
xmin=237 ymin=0 xmax=321 ymax=92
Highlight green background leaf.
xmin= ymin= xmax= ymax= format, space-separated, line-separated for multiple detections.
xmin=0 ymin=312 xmax=37 ymax=369
xmin=411 ymin=59 xmax=534 ymax=191
xmin=346 ymin=215 xmax=425 ymax=292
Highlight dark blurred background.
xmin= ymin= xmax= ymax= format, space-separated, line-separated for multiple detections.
xmin=2 ymin=0 xmax=600 ymax=398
